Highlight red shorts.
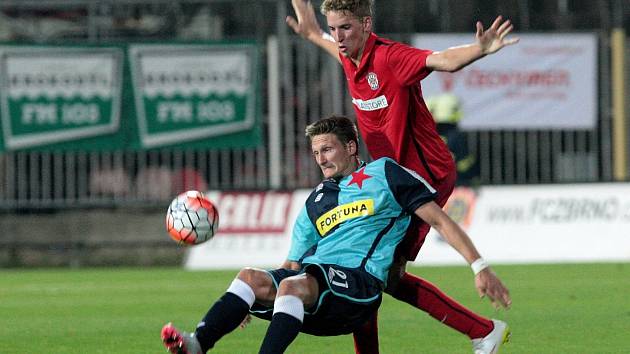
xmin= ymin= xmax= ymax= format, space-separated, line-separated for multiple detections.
xmin=395 ymin=168 xmax=456 ymax=261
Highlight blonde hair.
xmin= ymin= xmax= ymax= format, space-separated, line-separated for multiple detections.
xmin=320 ymin=0 xmax=373 ymax=19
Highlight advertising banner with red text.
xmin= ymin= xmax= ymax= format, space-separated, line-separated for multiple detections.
xmin=412 ymin=33 xmax=597 ymax=130
xmin=185 ymin=190 xmax=309 ymax=269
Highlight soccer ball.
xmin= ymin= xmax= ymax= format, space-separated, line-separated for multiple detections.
xmin=165 ymin=190 xmax=219 ymax=245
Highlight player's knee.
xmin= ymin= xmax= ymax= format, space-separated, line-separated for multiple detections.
xmin=277 ymin=275 xmax=317 ymax=304
xmin=237 ymin=267 xmax=271 ymax=293
xmin=237 ymin=267 xmax=256 ymax=284
xmin=277 ymin=276 xmax=305 ymax=296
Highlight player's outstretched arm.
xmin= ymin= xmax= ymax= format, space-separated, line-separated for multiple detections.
xmin=426 ymin=15 xmax=519 ymax=72
xmin=414 ymin=202 xmax=512 ymax=309
xmin=286 ymin=0 xmax=340 ymax=62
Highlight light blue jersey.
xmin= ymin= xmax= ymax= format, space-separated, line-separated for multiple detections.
xmin=288 ymin=157 xmax=436 ymax=283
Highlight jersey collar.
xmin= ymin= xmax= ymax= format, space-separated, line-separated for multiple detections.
xmin=328 ymin=160 xmax=368 ymax=184
xmin=354 ymin=33 xmax=378 ymax=74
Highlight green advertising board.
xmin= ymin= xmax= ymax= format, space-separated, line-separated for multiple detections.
xmin=128 ymin=43 xmax=261 ymax=149
xmin=0 ymin=46 xmax=124 ymax=151
xmin=0 ymin=42 xmax=261 ymax=151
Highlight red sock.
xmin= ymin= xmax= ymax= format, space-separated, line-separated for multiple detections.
xmin=391 ymin=272 xmax=494 ymax=339
xmin=352 ymin=311 xmax=379 ymax=354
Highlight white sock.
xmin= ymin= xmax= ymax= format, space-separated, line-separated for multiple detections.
xmin=226 ymin=278 xmax=255 ymax=307
xmin=273 ymin=295 xmax=304 ymax=322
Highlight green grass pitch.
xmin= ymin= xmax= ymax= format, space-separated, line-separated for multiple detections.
xmin=2 ymin=263 xmax=629 ymax=353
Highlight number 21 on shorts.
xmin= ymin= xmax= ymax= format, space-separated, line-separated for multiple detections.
xmin=328 ymin=267 xmax=349 ymax=289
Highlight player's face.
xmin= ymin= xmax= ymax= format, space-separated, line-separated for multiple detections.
xmin=311 ymin=133 xmax=357 ymax=179
xmin=326 ymin=11 xmax=372 ymax=61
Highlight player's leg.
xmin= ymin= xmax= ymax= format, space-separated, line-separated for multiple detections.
xmin=196 ymin=267 xmax=275 ymax=351
xmin=388 ymin=247 xmax=510 ymax=353
xmin=387 ymin=245 xmax=495 ymax=339
xmin=162 ymin=267 xmax=278 ymax=353
xmin=258 ymin=273 xmax=319 ymax=354
xmin=298 ymin=264 xmax=383 ymax=353
xmin=352 ymin=311 xmax=379 ymax=354
xmin=354 ymin=219 xmax=494 ymax=354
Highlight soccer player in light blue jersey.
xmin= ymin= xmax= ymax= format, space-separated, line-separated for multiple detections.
xmin=161 ymin=115 xmax=510 ymax=354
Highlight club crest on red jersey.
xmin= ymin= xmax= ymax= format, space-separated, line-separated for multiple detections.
xmin=367 ymin=72 xmax=379 ymax=90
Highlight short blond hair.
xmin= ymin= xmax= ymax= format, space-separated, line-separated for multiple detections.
xmin=320 ymin=0 xmax=373 ymax=18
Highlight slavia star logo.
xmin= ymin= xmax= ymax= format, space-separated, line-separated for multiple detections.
xmin=348 ymin=167 xmax=372 ymax=189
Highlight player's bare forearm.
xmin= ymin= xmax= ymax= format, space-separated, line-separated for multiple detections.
xmin=308 ymin=34 xmax=341 ymax=62
xmin=415 ymin=202 xmax=482 ymax=264
xmin=286 ymin=0 xmax=341 ymax=63
xmin=426 ymin=44 xmax=485 ymax=72
xmin=320 ymin=38 xmax=341 ymax=63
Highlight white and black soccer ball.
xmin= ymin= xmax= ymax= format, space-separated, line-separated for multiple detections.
xmin=165 ymin=190 xmax=219 ymax=245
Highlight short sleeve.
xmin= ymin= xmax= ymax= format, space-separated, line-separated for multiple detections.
xmin=287 ymin=206 xmax=320 ymax=262
xmin=386 ymin=42 xmax=433 ymax=86
xmin=384 ymin=159 xmax=437 ymax=213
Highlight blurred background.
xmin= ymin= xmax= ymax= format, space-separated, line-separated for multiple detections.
xmin=0 ymin=0 xmax=629 ymax=268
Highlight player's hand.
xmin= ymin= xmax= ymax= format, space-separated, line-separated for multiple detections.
xmin=286 ymin=0 xmax=323 ymax=41
xmin=475 ymin=16 xmax=519 ymax=55
xmin=475 ymin=267 xmax=511 ymax=309
xmin=239 ymin=314 xmax=252 ymax=329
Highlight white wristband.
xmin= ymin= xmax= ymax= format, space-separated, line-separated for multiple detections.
xmin=471 ymin=258 xmax=489 ymax=275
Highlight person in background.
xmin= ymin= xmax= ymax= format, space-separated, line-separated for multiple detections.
xmin=427 ymin=92 xmax=479 ymax=186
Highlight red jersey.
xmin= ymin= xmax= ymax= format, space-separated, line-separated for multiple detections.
xmin=340 ymin=33 xmax=455 ymax=185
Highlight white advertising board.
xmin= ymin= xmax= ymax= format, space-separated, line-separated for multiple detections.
xmin=411 ymin=33 xmax=598 ymax=130
xmin=416 ymin=183 xmax=630 ymax=265
xmin=185 ymin=191 xmax=310 ymax=270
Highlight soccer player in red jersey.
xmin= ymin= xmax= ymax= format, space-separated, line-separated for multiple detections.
xmin=287 ymin=1 xmax=517 ymax=353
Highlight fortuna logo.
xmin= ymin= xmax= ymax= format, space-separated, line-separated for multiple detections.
xmin=316 ymin=199 xmax=374 ymax=236
xmin=352 ymin=95 xmax=388 ymax=111
xmin=367 ymin=72 xmax=379 ymax=90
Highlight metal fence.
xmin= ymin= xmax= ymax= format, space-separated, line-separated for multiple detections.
xmin=0 ymin=0 xmax=627 ymax=210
